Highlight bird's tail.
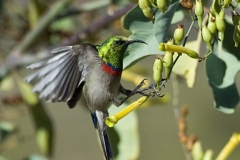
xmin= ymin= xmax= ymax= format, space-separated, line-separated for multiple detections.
xmin=91 ymin=111 xmax=114 ymax=160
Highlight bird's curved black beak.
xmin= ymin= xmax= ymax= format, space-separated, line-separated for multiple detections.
xmin=126 ymin=39 xmax=147 ymax=45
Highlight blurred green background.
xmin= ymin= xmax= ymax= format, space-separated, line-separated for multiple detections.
xmin=0 ymin=0 xmax=240 ymax=160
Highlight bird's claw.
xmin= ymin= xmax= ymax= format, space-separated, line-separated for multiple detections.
xmin=129 ymin=78 xmax=165 ymax=98
xmin=153 ymin=91 xmax=165 ymax=97
xmin=142 ymin=79 xmax=167 ymax=98
xmin=137 ymin=79 xmax=147 ymax=89
xmin=133 ymin=79 xmax=149 ymax=96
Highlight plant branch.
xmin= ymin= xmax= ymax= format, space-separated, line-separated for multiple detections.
xmin=10 ymin=0 xmax=74 ymax=56
xmin=0 ymin=3 xmax=135 ymax=81
xmin=54 ymin=0 xmax=111 ymax=20
xmin=168 ymin=17 xmax=196 ymax=79
xmin=58 ymin=3 xmax=135 ymax=46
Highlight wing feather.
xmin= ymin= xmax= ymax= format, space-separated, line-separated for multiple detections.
xmin=32 ymin=52 xmax=76 ymax=92
xmin=57 ymin=57 xmax=80 ymax=101
xmin=25 ymin=44 xmax=97 ymax=104
xmin=50 ymin=55 xmax=78 ymax=102
xmin=38 ymin=53 xmax=79 ymax=101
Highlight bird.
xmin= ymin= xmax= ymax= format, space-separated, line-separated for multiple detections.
xmin=25 ymin=35 xmax=147 ymax=160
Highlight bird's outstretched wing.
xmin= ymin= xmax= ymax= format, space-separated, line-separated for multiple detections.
xmin=25 ymin=44 xmax=97 ymax=107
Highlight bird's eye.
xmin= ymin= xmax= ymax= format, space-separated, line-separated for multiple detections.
xmin=115 ymin=40 xmax=125 ymax=45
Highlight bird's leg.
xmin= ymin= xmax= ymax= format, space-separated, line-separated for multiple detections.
xmin=124 ymin=79 xmax=166 ymax=98
xmin=118 ymin=79 xmax=150 ymax=106
xmin=110 ymin=96 xmax=121 ymax=107
xmin=141 ymin=79 xmax=166 ymax=97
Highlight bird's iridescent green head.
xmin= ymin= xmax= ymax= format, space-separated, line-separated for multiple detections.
xmin=98 ymin=35 xmax=146 ymax=69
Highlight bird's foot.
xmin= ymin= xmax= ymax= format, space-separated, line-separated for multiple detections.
xmin=116 ymin=79 xmax=149 ymax=106
xmin=140 ymin=79 xmax=167 ymax=97
xmin=113 ymin=79 xmax=166 ymax=107
xmin=131 ymin=79 xmax=150 ymax=96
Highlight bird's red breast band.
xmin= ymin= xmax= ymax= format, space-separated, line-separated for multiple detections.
xmin=101 ymin=63 xmax=122 ymax=76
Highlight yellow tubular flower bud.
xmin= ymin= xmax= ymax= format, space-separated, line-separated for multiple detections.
xmin=216 ymin=9 xmax=226 ymax=41
xmin=139 ymin=0 xmax=154 ymax=22
xmin=153 ymin=56 xmax=163 ymax=90
xmin=158 ymin=43 xmax=202 ymax=59
xmin=105 ymin=96 xmax=149 ymax=127
xmin=216 ymin=133 xmax=240 ymax=160
xmin=195 ymin=0 xmax=204 ymax=28
xmin=174 ymin=24 xmax=184 ymax=45
xmin=157 ymin=0 xmax=167 ymax=13
xmin=233 ymin=25 xmax=240 ymax=47
xmin=202 ymin=25 xmax=213 ymax=53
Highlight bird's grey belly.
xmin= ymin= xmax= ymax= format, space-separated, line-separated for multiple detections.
xmin=84 ymin=72 xmax=121 ymax=112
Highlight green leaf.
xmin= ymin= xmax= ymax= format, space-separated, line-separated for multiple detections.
xmin=50 ymin=17 xmax=76 ymax=32
xmin=222 ymin=21 xmax=240 ymax=60
xmin=28 ymin=0 xmax=40 ymax=28
xmin=28 ymin=102 xmax=54 ymax=156
xmin=79 ymin=0 xmax=110 ymax=11
xmin=16 ymin=76 xmax=54 ymax=156
xmin=123 ymin=1 xmax=181 ymax=69
xmin=16 ymin=77 xmax=39 ymax=106
xmin=172 ymin=41 xmax=199 ymax=88
xmin=0 ymin=75 xmax=14 ymax=91
xmin=203 ymin=149 xmax=213 ymax=160
xmin=24 ymin=154 xmax=48 ymax=160
xmin=0 ymin=156 xmax=10 ymax=160
xmin=205 ymin=49 xmax=240 ymax=114
xmin=108 ymin=103 xmax=140 ymax=160
xmin=36 ymin=127 xmax=53 ymax=157
xmin=191 ymin=141 xmax=204 ymax=160
xmin=0 ymin=121 xmax=16 ymax=142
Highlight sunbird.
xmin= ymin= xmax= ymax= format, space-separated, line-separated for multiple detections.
xmin=25 ymin=35 xmax=147 ymax=160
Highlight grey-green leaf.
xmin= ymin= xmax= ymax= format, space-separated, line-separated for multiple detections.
xmin=205 ymin=52 xmax=240 ymax=114
xmin=123 ymin=1 xmax=180 ymax=69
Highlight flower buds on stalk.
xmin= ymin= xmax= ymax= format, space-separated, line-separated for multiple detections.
xmin=174 ymin=24 xmax=185 ymax=45
xmin=207 ymin=13 xmax=218 ymax=38
xmin=223 ymin=0 xmax=232 ymax=8
xmin=139 ymin=0 xmax=154 ymax=22
xmin=232 ymin=10 xmax=240 ymax=27
xmin=158 ymin=43 xmax=202 ymax=59
xmin=216 ymin=9 xmax=226 ymax=41
xmin=157 ymin=0 xmax=167 ymax=13
xmin=153 ymin=56 xmax=163 ymax=91
xmin=150 ymin=0 xmax=172 ymax=13
xmin=233 ymin=25 xmax=240 ymax=47
xmin=210 ymin=0 xmax=221 ymax=15
xmin=180 ymin=0 xmax=193 ymax=10
xmin=195 ymin=0 xmax=204 ymax=29
xmin=202 ymin=25 xmax=213 ymax=54
xmin=163 ymin=39 xmax=174 ymax=79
